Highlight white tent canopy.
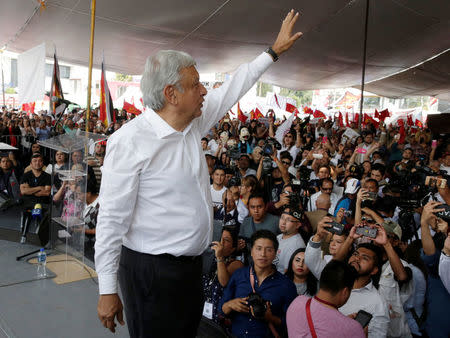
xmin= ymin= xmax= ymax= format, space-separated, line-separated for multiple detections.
xmin=2 ymin=0 xmax=450 ymax=96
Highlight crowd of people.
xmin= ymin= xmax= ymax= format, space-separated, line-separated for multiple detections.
xmin=1 ymin=101 xmax=450 ymax=337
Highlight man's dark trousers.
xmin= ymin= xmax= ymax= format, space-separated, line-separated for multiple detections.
xmin=118 ymin=246 xmax=204 ymax=338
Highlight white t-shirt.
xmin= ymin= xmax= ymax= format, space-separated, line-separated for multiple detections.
xmin=210 ymin=185 xmax=227 ymax=209
xmin=274 ymin=233 xmax=306 ymax=273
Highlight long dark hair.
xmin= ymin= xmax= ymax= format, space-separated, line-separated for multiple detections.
xmin=285 ymin=248 xmax=318 ymax=296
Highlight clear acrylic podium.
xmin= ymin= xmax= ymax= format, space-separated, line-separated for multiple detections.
xmin=39 ymin=130 xmax=107 ymax=276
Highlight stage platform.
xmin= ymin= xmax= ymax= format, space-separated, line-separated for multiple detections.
xmin=0 ymin=238 xmax=128 ymax=338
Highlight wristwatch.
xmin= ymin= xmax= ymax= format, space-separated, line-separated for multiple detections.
xmin=265 ymin=47 xmax=279 ymax=62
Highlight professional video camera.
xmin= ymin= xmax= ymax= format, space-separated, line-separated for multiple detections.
xmin=260 ymin=138 xmax=282 ymax=174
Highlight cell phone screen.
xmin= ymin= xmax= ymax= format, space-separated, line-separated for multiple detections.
xmin=355 ymin=310 xmax=372 ymax=328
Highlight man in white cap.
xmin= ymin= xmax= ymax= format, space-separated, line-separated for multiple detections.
xmin=333 ymin=178 xmax=360 ymax=223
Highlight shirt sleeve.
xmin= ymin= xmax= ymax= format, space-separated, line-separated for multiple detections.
xmin=275 ymin=113 xmax=295 ymax=145
xmin=367 ymin=299 xmax=390 ymax=338
xmin=198 ymin=52 xmax=273 ymax=136
xmin=439 ymin=252 xmax=450 ymax=294
xmin=218 ymin=270 xmax=239 ymax=316
xmin=304 ymin=238 xmax=327 ymax=280
xmin=94 ymin=135 xmax=145 ymax=294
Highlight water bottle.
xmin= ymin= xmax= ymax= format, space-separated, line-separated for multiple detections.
xmin=37 ymin=248 xmax=47 ymax=278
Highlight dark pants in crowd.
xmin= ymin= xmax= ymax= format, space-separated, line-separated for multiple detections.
xmin=118 ymin=246 xmax=204 ymax=338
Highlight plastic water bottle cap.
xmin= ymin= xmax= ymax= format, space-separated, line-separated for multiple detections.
xmin=40 ymin=248 xmax=44 ymax=252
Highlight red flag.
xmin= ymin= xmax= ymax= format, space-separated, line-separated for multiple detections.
xmin=254 ymin=107 xmax=264 ymax=119
xmin=99 ymin=60 xmax=115 ymax=126
xmin=123 ymin=101 xmax=142 ymax=115
xmin=22 ymin=102 xmax=35 ymax=114
xmin=415 ymin=119 xmax=423 ymax=129
xmin=406 ymin=114 xmax=413 ymax=127
xmin=237 ymin=102 xmax=247 ymax=123
xmin=286 ymin=103 xmax=297 ymax=113
xmin=378 ymin=109 xmax=390 ymax=121
xmin=313 ymin=109 xmax=326 ymax=119
xmin=338 ymin=112 xmax=344 ymax=127
xmin=303 ymin=106 xmax=313 ymax=115
xmin=374 ymin=109 xmax=380 ymax=119
xmin=398 ymin=119 xmax=406 ymax=144
xmin=354 ymin=113 xmax=360 ymax=124
xmin=274 ymin=94 xmax=281 ymax=108
xmin=345 ymin=112 xmax=350 ymax=127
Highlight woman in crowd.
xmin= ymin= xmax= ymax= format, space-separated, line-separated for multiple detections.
xmin=237 ymin=175 xmax=258 ymax=223
xmin=202 ymin=226 xmax=243 ymax=324
xmin=285 ymin=248 xmax=318 ymax=296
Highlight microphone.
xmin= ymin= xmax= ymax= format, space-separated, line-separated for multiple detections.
xmin=31 ymin=203 xmax=43 ymax=231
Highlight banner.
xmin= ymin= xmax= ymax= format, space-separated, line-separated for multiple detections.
xmin=18 ymin=43 xmax=45 ymax=104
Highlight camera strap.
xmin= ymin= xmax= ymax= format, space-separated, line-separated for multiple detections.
xmin=305 ymin=298 xmax=317 ymax=338
xmin=249 ymin=267 xmax=280 ymax=338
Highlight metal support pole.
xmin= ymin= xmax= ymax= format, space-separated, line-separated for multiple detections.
xmin=1 ymin=52 xmax=5 ymax=107
xmin=359 ymin=0 xmax=370 ymax=131
xmin=86 ymin=0 xmax=96 ymax=133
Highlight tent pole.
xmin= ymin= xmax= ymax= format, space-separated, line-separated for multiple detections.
xmin=1 ymin=52 xmax=5 ymax=108
xmin=359 ymin=0 xmax=370 ymax=131
xmin=86 ymin=0 xmax=96 ymax=133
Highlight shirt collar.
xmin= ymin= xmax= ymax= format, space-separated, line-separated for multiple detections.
xmin=143 ymin=107 xmax=194 ymax=138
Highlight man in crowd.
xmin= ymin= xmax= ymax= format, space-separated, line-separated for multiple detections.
xmin=220 ymin=230 xmax=297 ymax=337
xmin=274 ymin=206 xmax=306 ymax=273
xmin=237 ymin=153 xmax=257 ymax=178
xmin=305 ymin=193 xmax=331 ymax=232
xmin=95 ymin=10 xmax=302 ymax=337
xmin=287 ymin=260 xmax=365 ymax=337
xmin=308 ymin=178 xmax=339 ymax=214
xmin=211 ymin=166 xmax=227 ymax=216
xmin=19 ymin=153 xmax=51 ymax=207
xmin=238 ymin=193 xmax=280 ymax=246
xmin=0 ymin=153 xmax=21 ymax=203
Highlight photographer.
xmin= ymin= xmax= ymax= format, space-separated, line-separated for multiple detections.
xmin=419 ymin=201 xmax=450 ymax=337
xmin=220 ymin=230 xmax=297 ymax=337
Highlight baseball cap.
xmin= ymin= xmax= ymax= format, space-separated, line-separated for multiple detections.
xmin=204 ymin=150 xmax=216 ymax=158
xmin=345 ymin=178 xmax=360 ymax=194
xmin=383 ymin=220 xmax=402 ymax=240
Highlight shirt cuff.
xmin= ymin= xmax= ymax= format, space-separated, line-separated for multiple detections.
xmin=309 ymin=238 xmax=322 ymax=248
xmin=98 ymin=273 xmax=118 ymax=295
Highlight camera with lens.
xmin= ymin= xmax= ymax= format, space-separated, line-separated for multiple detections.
xmin=262 ymin=138 xmax=281 ymax=157
xmin=247 ymin=292 xmax=267 ymax=320
xmin=227 ymin=176 xmax=241 ymax=188
xmin=227 ymin=144 xmax=241 ymax=160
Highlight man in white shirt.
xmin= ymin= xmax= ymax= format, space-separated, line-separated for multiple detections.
xmin=95 ymin=10 xmax=302 ymax=337
xmin=274 ymin=207 xmax=306 ymax=273
xmin=308 ymin=178 xmax=339 ymax=214
xmin=338 ymin=243 xmax=390 ymax=338
xmin=210 ymin=167 xmax=227 ymax=216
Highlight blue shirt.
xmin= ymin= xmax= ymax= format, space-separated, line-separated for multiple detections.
xmin=219 ymin=265 xmax=297 ymax=337
xmin=421 ymin=249 xmax=450 ymax=337
xmin=333 ymin=196 xmax=351 ymax=224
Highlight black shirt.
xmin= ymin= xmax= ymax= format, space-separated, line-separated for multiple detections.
xmin=20 ymin=170 xmax=51 ymax=206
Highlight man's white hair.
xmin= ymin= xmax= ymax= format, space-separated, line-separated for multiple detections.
xmin=140 ymin=50 xmax=196 ymax=111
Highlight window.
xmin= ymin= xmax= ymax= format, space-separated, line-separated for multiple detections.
xmin=45 ymin=63 xmax=71 ymax=79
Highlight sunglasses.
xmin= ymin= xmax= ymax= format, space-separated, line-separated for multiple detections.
xmin=282 ymin=161 xmax=291 ymax=165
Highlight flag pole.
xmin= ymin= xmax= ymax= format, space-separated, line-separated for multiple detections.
xmin=86 ymin=0 xmax=96 ymax=133
xmin=0 ymin=51 xmax=5 ymax=108
xmin=358 ymin=0 xmax=370 ymax=131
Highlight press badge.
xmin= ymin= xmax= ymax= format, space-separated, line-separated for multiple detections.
xmin=202 ymin=302 xmax=213 ymax=319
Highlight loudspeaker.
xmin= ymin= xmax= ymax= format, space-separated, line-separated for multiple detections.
xmin=427 ymin=114 xmax=450 ymax=134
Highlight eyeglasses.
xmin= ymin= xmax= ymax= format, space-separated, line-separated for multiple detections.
xmin=361 ymin=217 xmax=376 ymax=224
xmin=282 ymin=161 xmax=291 ymax=165
xmin=321 ymin=187 xmax=333 ymax=192
xmin=280 ymin=215 xmax=300 ymax=224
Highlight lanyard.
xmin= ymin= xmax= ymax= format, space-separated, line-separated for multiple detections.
xmin=305 ymin=298 xmax=317 ymax=338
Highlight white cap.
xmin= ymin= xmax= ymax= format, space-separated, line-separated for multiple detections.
xmin=345 ymin=178 xmax=360 ymax=194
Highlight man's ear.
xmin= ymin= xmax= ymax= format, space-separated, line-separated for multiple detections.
xmin=370 ymin=265 xmax=379 ymax=277
xmin=163 ymin=85 xmax=177 ymax=105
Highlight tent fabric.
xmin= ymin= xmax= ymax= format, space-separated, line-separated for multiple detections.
xmin=17 ymin=43 xmax=45 ymax=104
xmin=358 ymin=48 xmax=450 ymax=102
xmin=1 ymin=0 xmax=450 ymax=95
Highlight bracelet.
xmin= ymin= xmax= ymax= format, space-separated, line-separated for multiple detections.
xmin=216 ymin=258 xmax=225 ymax=263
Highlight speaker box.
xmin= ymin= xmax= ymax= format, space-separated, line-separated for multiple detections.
xmin=427 ymin=114 xmax=450 ymax=134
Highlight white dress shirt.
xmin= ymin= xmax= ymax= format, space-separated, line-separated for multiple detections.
xmin=304 ymin=238 xmax=333 ymax=279
xmin=95 ymin=52 xmax=273 ymax=295
xmin=339 ymin=281 xmax=390 ymax=338
xmin=308 ymin=191 xmax=339 ymax=214
xmin=439 ymin=252 xmax=450 ymax=294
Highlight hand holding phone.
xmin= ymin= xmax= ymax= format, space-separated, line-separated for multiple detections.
xmin=354 ymin=310 xmax=372 ymax=328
